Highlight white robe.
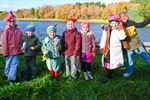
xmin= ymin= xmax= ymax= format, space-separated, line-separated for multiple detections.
xmin=100 ymin=29 xmax=126 ymax=69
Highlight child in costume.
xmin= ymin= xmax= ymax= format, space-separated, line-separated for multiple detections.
xmin=1 ymin=11 xmax=22 ymax=82
xmin=42 ymin=25 xmax=61 ymax=80
xmin=80 ymin=21 xmax=96 ymax=80
xmin=119 ymin=11 xmax=150 ymax=78
xmin=20 ymin=22 xmax=41 ymax=81
xmin=100 ymin=15 xmax=126 ymax=83
xmin=61 ymin=18 xmax=81 ymax=79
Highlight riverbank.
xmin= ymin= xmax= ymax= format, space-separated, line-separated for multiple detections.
xmin=17 ymin=18 xmax=109 ymax=24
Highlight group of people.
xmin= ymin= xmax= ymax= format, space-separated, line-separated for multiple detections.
xmin=1 ymin=11 xmax=150 ymax=83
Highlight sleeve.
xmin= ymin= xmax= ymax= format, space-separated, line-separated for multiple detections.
xmin=100 ymin=30 xmax=107 ymax=49
xmin=73 ymin=32 xmax=81 ymax=55
xmin=118 ymin=30 xmax=127 ymax=40
xmin=91 ymin=34 xmax=96 ymax=53
xmin=19 ymin=35 xmax=25 ymax=49
xmin=57 ymin=38 xmax=62 ymax=51
xmin=61 ymin=32 xmax=65 ymax=53
xmin=41 ymin=38 xmax=48 ymax=54
xmin=35 ymin=37 xmax=41 ymax=50
xmin=1 ymin=29 xmax=8 ymax=56
xmin=132 ymin=18 xmax=150 ymax=28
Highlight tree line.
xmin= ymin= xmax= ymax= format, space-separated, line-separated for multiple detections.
xmin=0 ymin=1 xmax=150 ymax=21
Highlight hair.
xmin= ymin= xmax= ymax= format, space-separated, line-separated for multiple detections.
xmin=118 ymin=10 xmax=128 ymax=17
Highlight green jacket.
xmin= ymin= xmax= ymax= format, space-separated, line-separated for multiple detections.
xmin=41 ymin=35 xmax=61 ymax=58
xmin=20 ymin=34 xmax=41 ymax=56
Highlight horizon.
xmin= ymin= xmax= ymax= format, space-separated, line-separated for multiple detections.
xmin=0 ymin=0 xmax=130 ymax=11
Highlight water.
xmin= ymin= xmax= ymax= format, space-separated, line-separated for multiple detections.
xmin=0 ymin=20 xmax=150 ymax=43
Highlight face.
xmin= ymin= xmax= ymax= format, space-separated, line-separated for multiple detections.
xmin=26 ymin=31 xmax=33 ymax=37
xmin=48 ymin=32 xmax=56 ymax=39
xmin=81 ymin=24 xmax=89 ymax=33
xmin=67 ymin=21 xmax=75 ymax=30
xmin=120 ymin=14 xmax=129 ymax=22
xmin=8 ymin=18 xmax=16 ymax=27
xmin=110 ymin=21 xmax=119 ymax=29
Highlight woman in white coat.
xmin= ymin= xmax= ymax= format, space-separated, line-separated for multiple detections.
xmin=100 ymin=15 xmax=126 ymax=83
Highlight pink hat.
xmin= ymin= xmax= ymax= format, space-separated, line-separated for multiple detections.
xmin=108 ymin=15 xmax=121 ymax=22
xmin=80 ymin=21 xmax=90 ymax=30
xmin=3 ymin=11 xmax=16 ymax=22
xmin=66 ymin=18 xmax=77 ymax=23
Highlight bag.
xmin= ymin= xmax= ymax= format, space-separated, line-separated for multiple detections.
xmin=82 ymin=53 xmax=93 ymax=62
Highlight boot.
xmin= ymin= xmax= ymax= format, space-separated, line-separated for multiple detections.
xmin=49 ymin=70 xmax=54 ymax=77
xmin=83 ymin=72 xmax=89 ymax=80
xmin=87 ymin=71 xmax=93 ymax=80
xmin=54 ymin=71 xmax=60 ymax=81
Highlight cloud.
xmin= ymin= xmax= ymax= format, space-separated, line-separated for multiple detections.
xmin=0 ymin=4 xmax=14 ymax=11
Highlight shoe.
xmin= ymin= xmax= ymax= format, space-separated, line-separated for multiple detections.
xmin=9 ymin=80 xmax=17 ymax=83
xmin=2 ymin=75 xmax=7 ymax=80
xmin=123 ymin=73 xmax=131 ymax=78
xmin=84 ymin=72 xmax=89 ymax=80
xmin=53 ymin=77 xmax=60 ymax=81
xmin=72 ymin=75 xmax=77 ymax=79
xmin=101 ymin=78 xmax=109 ymax=84
xmin=87 ymin=71 xmax=93 ymax=80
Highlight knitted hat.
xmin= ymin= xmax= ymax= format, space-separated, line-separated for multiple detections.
xmin=80 ymin=21 xmax=90 ymax=30
xmin=25 ymin=22 xmax=35 ymax=32
xmin=66 ymin=18 xmax=77 ymax=23
xmin=47 ymin=24 xmax=57 ymax=34
xmin=3 ymin=11 xmax=16 ymax=22
xmin=108 ymin=15 xmax=121 ymax=22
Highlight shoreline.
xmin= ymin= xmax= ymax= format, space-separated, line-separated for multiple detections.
xmin=0 ymin=18 xmax=150 ymax=26
xmin=16 ymin=18 xmax=109 ymax=24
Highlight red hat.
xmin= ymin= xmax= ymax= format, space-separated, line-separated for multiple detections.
xmin=3 ymin=11 xmax=16 ymax=22
xmin=108 ymin=15 xmax=121 ymax=22
xmin=66 ymin=18 xmax=77 ymax=23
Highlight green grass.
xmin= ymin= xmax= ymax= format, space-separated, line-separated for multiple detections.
xmin=0 ymin=54 xmax=150 ymax=100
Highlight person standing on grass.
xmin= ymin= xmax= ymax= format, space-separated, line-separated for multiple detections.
xmin=100 ymin=15 xmax=126 ymax=83
xmin=41 ymin=25 xmax=61 ymax=80
xmin=80 ymin=22 xmax=96 ymax=80
xmin=20 ymin=23 xmax=41 ymax=81
xmin=61 ymin=18 xmax=81 ymax=79
xmin=119 ymin=11 xmax=150 ymax=78
xmin=1 ymin=11 xmax=22 ymax=82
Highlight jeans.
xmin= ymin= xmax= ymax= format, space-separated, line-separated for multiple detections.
xmin=125 ymin=45 xmax=150 ymax=75
xmin=4 ymin=55 xmax=19 ymax=81
xmin=23 ymin=56 xmax=36 ymax=80
xmin=65 ymin=55 xmax=77 ymax=78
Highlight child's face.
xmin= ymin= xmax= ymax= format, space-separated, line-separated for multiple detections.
xmin=120 ymin=14 xmax=129 ymax=22
xmin=110 ymin=21 xmax=119 ymax=29
xmin=49 ymin=32 xmax=56 ymax=39
xmin=67 ymin=21 xmax=75 ymax=30
xmin=8 ymin=19 xmax=16 ymax=27
xmin=26 ymin=31 xmax=33 ymax=37
xmin=81 ymin=24 xmax=89 ymax=33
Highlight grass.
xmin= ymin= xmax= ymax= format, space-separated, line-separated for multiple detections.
xmin=0 ymin=54 xmax=150 ymax=100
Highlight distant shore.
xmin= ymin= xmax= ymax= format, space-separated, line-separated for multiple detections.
xmin=17 ymin=18 xmax=109 ymax=24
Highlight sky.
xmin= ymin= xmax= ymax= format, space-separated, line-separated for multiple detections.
xmin=0 ymin=0 xmax=130 ymax=11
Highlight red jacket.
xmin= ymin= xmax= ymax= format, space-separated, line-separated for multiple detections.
xmin=1 ymin=25 xmax=22 ymax=56
xmin=61 ymin=28 xmax=81 ymax=56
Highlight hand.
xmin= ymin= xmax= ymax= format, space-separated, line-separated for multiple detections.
xmin=92 ymin=53 xmax=96 ymax=57
xmin=44 ymin=53 xmax=48 ymax=58
xmin=30 ymin=47 xmax=36 ymax=50
xmin=118 ymin=22 xmax=124 ymax=31
xmin=75 ymin=55 xmax=80 ymax=62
